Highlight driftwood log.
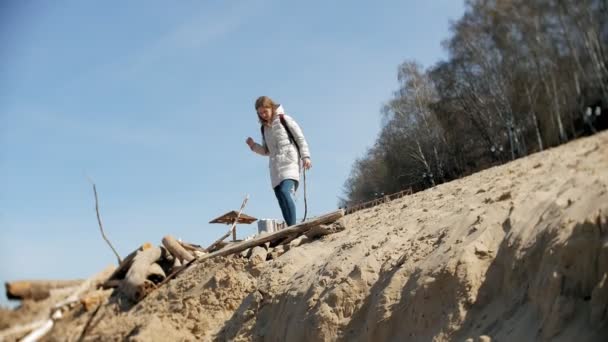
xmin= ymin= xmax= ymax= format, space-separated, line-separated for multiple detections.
xmin=53 ymin=265 xmax=116 ymax=310
xmin=104 ymin=242 xmax=154 ymax=287
xmin=119 ymin=246 xmax=165 ymax=301
xmin=5 ymin=280 xmax=84 ymax=301
xmin=275 ymin=233 xmax=299 ymax=247
xmin=203 ymin=210 xmax=344 ymax=260
xmin=162 ymin=235 xmax=194 ymax=263
xmin=0 ymin=265 xmax=115 ymax=342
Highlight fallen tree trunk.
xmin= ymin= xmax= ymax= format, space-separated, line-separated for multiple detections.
xmin=201 ymin=210 xmax=344 ymax=260
xmin=5 ymin=280 xmax=84 ymax=301
xmin=119 ymin=246 xmax=163 ymax=301
xmin=275 ymin=233 xmax=299 ymax=247
xmin=162 ymin=235 xmax=194 ymax=263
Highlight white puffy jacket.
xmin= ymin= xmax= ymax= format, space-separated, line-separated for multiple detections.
xmin=250 ymin=105 xmax=311 ymax=189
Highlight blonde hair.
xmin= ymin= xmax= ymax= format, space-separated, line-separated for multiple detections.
xmin=255 ymin=96 xmax=279 ymax=124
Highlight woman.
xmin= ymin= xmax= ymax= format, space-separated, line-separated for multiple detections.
xmin=246 ymin=96 xmax=312 ymax=226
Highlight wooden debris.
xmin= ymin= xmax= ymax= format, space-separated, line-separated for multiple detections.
xmin=104 ymin=242 xmax=154 ymax=287
xmin=146 ymin=210 xmax=344 ymax=298
xmin=201 ymin=210 xmax=344 ymax=261
xmin=162 ymin=235 xmax=194 ymax=263
xmin=0 ymin=266 xmax=115 ymax=342
xmin=179 ymin=241 xmax=205 ymax=253
xmin=192 ymin=250 xmax=206 ymax=258
xmin=53 ymin=265 xmax=116 ymax=310
xmin=102 ymin=279 xmax=121 ymax=289
xmin=147 ymin=263 xmax=166 ymax=282
xmin=207 ymin=241 xmax=229 ymax=253
xmin=5 ymin=280 xmax=84 ymax=301
xmin=119 ymin=246 xmax=163 ymax=301
xmin=20 ymin=317 xmax=56 ymax=342
xmin=276 ymin=233 xmax=299 ymax=247
xmin=0 ymin=319 xmax=49 ymax=341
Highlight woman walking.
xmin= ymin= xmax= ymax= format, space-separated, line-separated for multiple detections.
xmin=246 ymin=96 xmax=312 ymax=226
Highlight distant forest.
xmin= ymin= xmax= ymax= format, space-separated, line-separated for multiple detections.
xmin=341 ymin=0 xmax=608 ymax=206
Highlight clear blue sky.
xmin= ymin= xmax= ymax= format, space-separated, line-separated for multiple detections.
xmin=0 ymin=0 xmax=465 ymax=306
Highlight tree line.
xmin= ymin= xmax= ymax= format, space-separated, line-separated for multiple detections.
xmin=341 ymin=0 xmax=607 ymax=206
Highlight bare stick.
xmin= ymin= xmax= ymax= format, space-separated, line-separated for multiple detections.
xmin=90 ymin=182 xmax=122 ymax=265
xmin=205 ymin=194 xmax=250 ymax=251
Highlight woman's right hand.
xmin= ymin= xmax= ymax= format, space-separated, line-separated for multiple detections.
xmin=246 ymin=137 xmax=255 ymax=148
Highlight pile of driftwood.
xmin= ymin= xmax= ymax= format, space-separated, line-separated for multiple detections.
xmin=100 ymin=209 xmax=345 ymax=302
xmin=1 ymin=209 xmax=344 ymax=341
xmin=5 ymin=209 xmax=344 ymax=305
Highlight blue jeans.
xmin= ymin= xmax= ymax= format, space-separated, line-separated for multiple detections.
xmin=274 ymin=179 xmax=298 ymax=226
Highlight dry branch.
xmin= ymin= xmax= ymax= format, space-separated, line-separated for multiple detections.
xmin=90 ymin=181 xmax=122 ymax=264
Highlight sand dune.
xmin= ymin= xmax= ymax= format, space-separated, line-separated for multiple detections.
xmin=3 ymin=131 xmax=608 ymax=341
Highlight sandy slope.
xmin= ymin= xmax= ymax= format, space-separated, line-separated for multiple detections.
xmin=5 ymin=131 xmax=608 ymax=341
